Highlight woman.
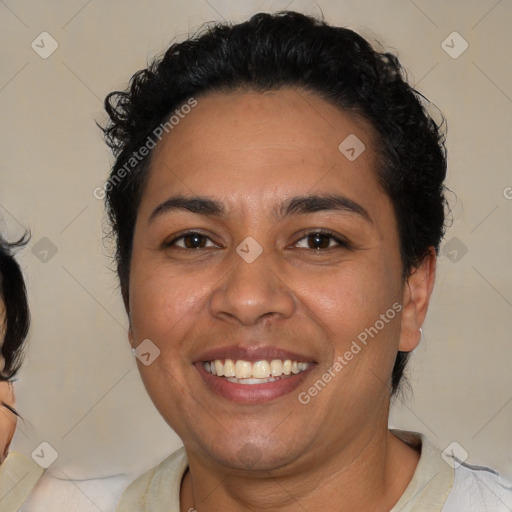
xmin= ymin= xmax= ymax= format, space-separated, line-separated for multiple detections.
xmin=0 ymin=233 xmax=30 ymax=462
xmin=0 ymin=234 xmax=44 ymax=511
xmin=101 ymin=11 xmax=512 ymax=511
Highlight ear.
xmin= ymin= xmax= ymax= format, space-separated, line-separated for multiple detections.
xmin=398 ymin=248 xmax=437 ymax=352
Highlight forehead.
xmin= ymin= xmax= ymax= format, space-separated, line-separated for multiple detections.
xmin=142 ymin=88 xmax=388 ymax=219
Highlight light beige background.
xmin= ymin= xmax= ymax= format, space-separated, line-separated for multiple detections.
xmin=0 ymin=0 xmax=511 ymax=510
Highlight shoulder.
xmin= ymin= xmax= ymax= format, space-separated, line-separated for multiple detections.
xmin=116 ymin=446 xmax=188 ymax=512
xmin=0 ymin=452 xmax=44 ymax=510
xmin=389 ymin=429 xmax=512 ymax=512
xmin=443 ymin=461 xmax=512 ymax=511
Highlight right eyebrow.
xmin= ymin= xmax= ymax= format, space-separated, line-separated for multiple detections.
xmin=147 ymin=196 xmax=226 ymax=225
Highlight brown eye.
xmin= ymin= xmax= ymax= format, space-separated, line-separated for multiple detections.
xmin=295 ymin=231 xmax=348 ymax=250
xmin=167 ymin=232 xmax=217 ymax=249
xmin=307 ymin=233 xmax=331 ymax=249
xmin=182 ymin=234 xmax=207 ymax=248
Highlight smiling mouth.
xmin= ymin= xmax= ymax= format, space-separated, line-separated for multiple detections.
xmin=203 ymin=359 xmax=311 ymax=385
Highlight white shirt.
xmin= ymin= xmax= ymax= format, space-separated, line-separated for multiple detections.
xmin=0 ymin=452 xmax=44 ymax=512
xmin=0 ymin=452 xmax=131 ymax=512
xmin=116 ymin=430 xmax=512 ymax=511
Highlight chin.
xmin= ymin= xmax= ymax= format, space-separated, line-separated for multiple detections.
xmin=194 ymin=434 xmax=304 ymax=473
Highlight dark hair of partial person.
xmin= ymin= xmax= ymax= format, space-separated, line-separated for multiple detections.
xmin=100 ymin=10 xmax=448 ymax=395
xmin=0 ymin=232 xmax=30 ymax=382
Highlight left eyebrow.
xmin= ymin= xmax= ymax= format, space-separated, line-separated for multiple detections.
xmin=276 ymin=194 xmax=373 ymax=224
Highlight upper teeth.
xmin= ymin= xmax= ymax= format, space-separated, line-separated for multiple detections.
xmin=204 ymin=359 xmax=310 ymax=379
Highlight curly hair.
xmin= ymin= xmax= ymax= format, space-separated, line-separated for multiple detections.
xmin=101 ymin=11 xmax=448 ymax=395
xmin=0 ymin=232 xmax=30 ymax=381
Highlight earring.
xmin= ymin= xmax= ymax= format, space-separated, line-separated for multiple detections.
xmin=131 ymin=346 xmax=136 ymax=355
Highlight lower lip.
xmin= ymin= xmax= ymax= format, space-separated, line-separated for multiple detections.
xmin=195 ymin=363 xmax=315 ymax=404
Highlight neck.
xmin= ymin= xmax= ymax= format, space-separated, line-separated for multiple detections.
xmin=180 ymin=428 xmax=420 ymax=512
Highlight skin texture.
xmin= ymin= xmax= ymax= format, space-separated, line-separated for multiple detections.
xmin=127 ymin=88 xmax=436 ymax=511
xmin=0 ymin=300 xmax=17 ymax=464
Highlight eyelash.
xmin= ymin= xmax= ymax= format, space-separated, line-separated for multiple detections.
xmin=1 ymin=401 xmax=20 ymax=417
xmin=165 ymin=229 xmax=350 ymax=250
xmin=294 ymin=229 xmax=350 ymax=250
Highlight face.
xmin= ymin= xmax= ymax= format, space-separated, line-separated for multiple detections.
xmin=128 ymin=88 xmax=431 ymax=473
xmin=0 ymin=299 xmax=17 ymax=464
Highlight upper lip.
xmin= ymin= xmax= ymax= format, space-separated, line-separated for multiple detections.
xmin=194 ymin=345 xmax=316 ymax=363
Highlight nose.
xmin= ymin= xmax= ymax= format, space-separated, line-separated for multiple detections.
xmin=209 ymin=248 xmax=296 ymax=326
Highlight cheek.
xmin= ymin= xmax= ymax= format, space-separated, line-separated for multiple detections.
xmin=128 ymin=266 xmax=194 ymax=413
xmin=128 ymin=269 xmax=207 ymax=432
xmin=128 ymin=262 xmax=212 ymax=399
xmin=0 ymin=412 xmax=15 ymax=452
xmin=0 ymin=386 xmax=16 ymax=459
xmin=129 ymin=260 xmax=204 ymax=341
xmin=297 ymin=261 xmax=400 ymax=333
xmin=293 ymin=260 xmax=403 ymax=394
